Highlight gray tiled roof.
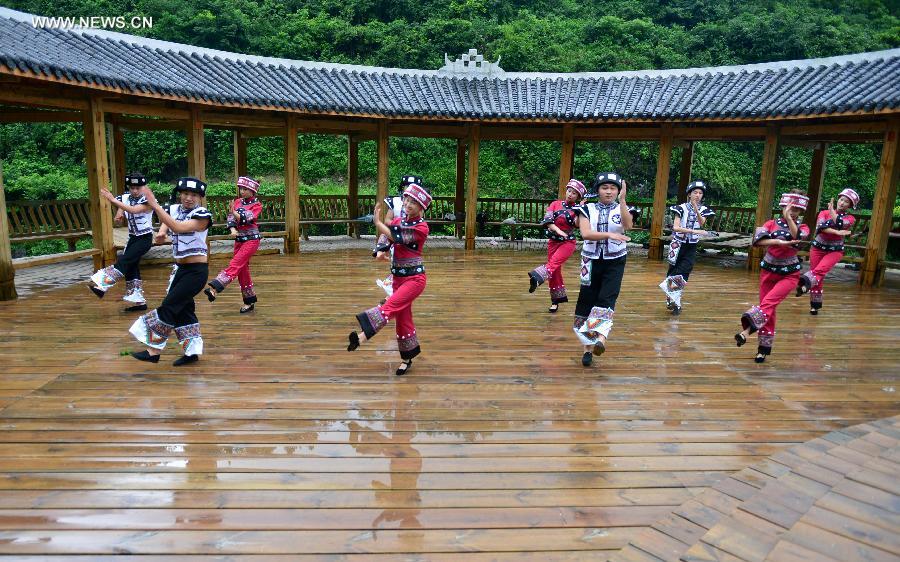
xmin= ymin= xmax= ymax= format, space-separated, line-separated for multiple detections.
xmin=1 ymin=7 xmax=899 ymax=121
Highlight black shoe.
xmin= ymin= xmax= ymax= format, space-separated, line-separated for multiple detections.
xmin=90 ymin=286 xmax=106 ymax=299
xmin=735 ymin=333 xmax=747 ymax=347
xmin=666 ymin=299 xmax=675 ymax=311
xmin=124 ymin=304 xmax=148 ymax=312
xmin=810 ymin=308 xmax=818 ymax=316
xmin=240 ymin=304 xmax=255 ymax=314
xmin=395 ymin=359 xmax=412 ymax=376
xmin=130 ymin=350 xmax=160 ymax=363
xmin=581 ymin=352 xmax=592 ymax=366
xmin=528 ymin=275 xmax=538 ymax=294
xmin=204 ymin=287 xmax=217 ymax=302
xmin=173 ymin=354 xmax=199 ymax=366
xmin=548 ymin=304 xmax=559 ymax=313
xmin=671 ymin=305 xmax=681 ymax=316
xmin=347 ymin=332 xmax=360 ymax=352
xmin=754 ymin=353 xmax=767 ymax=363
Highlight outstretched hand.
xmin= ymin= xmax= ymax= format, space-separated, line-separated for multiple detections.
xmin=141 ymin=186 xmax=159 ymax=207
xmin=618 ymin=180 xmax=627 ymax=204
xmin=100 ymin=188 xmax=116 ymax=201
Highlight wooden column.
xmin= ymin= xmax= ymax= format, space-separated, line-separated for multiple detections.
xmin=83 ymin=96 xmax=115 ymax=270
xmin=283 ymin=116 xmax=300 ymax=254
xmin=749 ymin=125 xmax=782 ymax=272
xmin=347 ymin=137 xmax=359 ymax=238
xmin=233 ymin=130 xmax=248 ymax=182
xmin=861 ymin=120 xmax=900 ymax=287
xmin=465 ymin=124 xmax=481 ymax=251
xmin=0 ymin=160 xmax=16 ymax=301
xmin=455 ymin=138 xmax=466 ymax=238
xmin=648 ymin=124 xmax=674 ymax=260
xmin=376 ymin=121 xmax=389 ymax=219
xmin=803 ymin=143 xmax=828 ymax=234
xmin=186 ymin=108 xmax=205 ymax=180
xmin=676 ymin=141 xmax=694 ymax=204
xmin=558 ymin=124 xmax=575 ymax=198
xmin=108 ymin=123 xmax=126 ymax=195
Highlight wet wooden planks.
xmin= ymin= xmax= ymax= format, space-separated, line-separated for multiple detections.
xmin=0 ymin=249 xmax=898 ymax=559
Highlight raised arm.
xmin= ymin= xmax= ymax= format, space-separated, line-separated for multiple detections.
xmin=101 ymin=188 xmax=151 ymax=215
xmin=618 ymin=181 xmax=633 ymax=231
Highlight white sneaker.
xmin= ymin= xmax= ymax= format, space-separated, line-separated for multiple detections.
xmin=90 ymin=269 xmax=115 ymax=292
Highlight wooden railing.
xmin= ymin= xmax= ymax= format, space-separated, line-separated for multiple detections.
xmin=7 ymin=199 xmax=92 ymax=251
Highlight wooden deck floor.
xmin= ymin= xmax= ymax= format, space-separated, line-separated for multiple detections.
xmin=0 ymin=248 xmax=898 ymax=560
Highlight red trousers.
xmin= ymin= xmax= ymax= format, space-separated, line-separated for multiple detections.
xmin=222 ymin=239 xmax=260 ymax=289
xmin=808 ymin=247 xmax=843 ymax=306
xmin=547 ymin=239 xmax=576 ymax=298
xmin=358 ymin=274 xmax=426 ymax=360
xmin=757 ymin=269 xmax=800 ymax=349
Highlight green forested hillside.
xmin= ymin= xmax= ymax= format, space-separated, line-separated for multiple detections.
xmin=0 ymin=0 xmax=897 ymax=209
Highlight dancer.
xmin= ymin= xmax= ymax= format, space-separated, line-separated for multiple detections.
xmin=89 ymin=172 xmax=154 ymax=311
xmin=573 ymin=172 xmax=636 ymax=367
xmin=735 ymin=190 xmax=810 ymax=363
xmin=796 ymin=188 xmax=858 ymax=315
xmin=349 ymin=182 xmax=431 ymax=376
xmin=658 ymin=180 xmax=716 ymax=315
xmin=528 ymin=178 xmax=586 ymax=312
xmin=204 ymin=176 xmax=263 ymax=313
xmin=128 ymin=177 xmax=212 ymax=366
xmin=374 ymin=175 xmax=423 ymax=299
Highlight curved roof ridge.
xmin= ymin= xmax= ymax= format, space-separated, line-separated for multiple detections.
xmin=2 ymin=6 xmax=898 ymax=80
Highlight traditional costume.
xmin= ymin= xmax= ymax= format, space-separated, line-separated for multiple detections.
xmin=528 ymin=179 xmax=586 ymax=312
xmin=658 ymin=180 xmax=716 ymax=315
xmin=737 ymin=192 xmax=810 ymax=362
xmin=129 ymin=177 xmax=212 ymax=364
xmin=798 ymin=188 xmax=859 ymax=314
xmin=573 ymin=173 xmax=639 ymax=364
xmin=374 ymin=175 xmax=422 ymax=298
xmin=206 ymin=176 xmax=263 ymax=312
xmin=89 ymin=173 xmax=154 ymax=310
xmin=352 ymin=183 xmax=431 ymax=374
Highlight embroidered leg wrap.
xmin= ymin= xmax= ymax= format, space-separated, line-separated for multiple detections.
xmin=241 ymin=284 xmax=258 ymax=305
xmin=797 ymin=271 xmax=816 ymax=296
xmin=123 ymin=279 xmax=146 ymax=304
xmin=209 ymin=271 xmax=233 ymax=293
xmin=740 ymin=305 xmax=767 ymax=335
xmin=550 ymin=285 xmax=568 ymax=304
xmin=529 ymin=265 xmax=550 ymax=287
xmin=175 ymin=323 xmax=204 ymax=356
xmin=91 ymin=265 xmax=124 ymax=292
xmin=397 ymin=331 xmax=421 ymax=360
xmin=574 ymin=307 xmax=614 ymax=346
xmin=356 ymin=306 xmax=388 ymax=339
xmin=810 ymin=290 xmax=823 ymax=310
xmin=129 ymin=310 xmax=173 ymax=350
xmin=757 ymin=330 xmax=774 ymax=356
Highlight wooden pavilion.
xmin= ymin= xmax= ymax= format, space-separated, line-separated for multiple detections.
xmin=0 ymin=6 xmax=899 ymax=302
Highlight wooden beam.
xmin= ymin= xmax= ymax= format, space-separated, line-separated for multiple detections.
xmin=233 ymin=131 xmax=248 ymax=182
xmin=465 ymin=124 xmax=481 ymax=251
xmin=749 ymin=125 xmax=782 ymax=272
xmin=82 ymin=96 xmax=116 ymax=269
xmin=861 ymin=120 xmax=900 ymax=287
xmin=242 ymin=127 xmax=287 ymax=138
xmin=186 ymin=108 xmax=205 ymax=181
xmin=672 ymin=126 xmax=767 ymax=141
xmin=103 ymin=101 xmax=190 ymax=120
xmin=481 ymin=125 xmax=564 ymax=141
xmin=203 ymin=111 xmax=284 ymax=129
xmin=781 ymin=121 xmax=887 ymax=137
xmin=109 ymin=124 xmax=126 ymax=196
xmin=676 ymin=141 xmax=694 ymax=204
xmin=296 ymin=118 xmax=378 ymax=135
xmin=347 ymin=137 xmax=359 ymax=238
xmin=0 ymin=160 xmax=16 ymax=301
xmin=648 ymin=125 xmax=674 ymax=260
xmin=0 ymin=109 xmax=82 ymax=123
xmin=574 ymin=126 xmax=661 ymax=141
xmin=376 ymin=121 xmax=389 ymax=219
xmin=558 ymin=124 xmax=575 ymax=199
xmin=783 ymin=133 xmax=883 ymax=145
xmin=389 ymin=123 xmax=467 ymax=139
xmin=803 ymin=143 xmax=828 ymax=235
xmin=0 ymin=89 xmax=88 ymax=111
xmin=283 ymin=116 xmax=300 ymax=254
xmin=112 ymin=116 xmax=186 ymax=131
xmin=455 ymin=138 xmax=466 ymax=239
